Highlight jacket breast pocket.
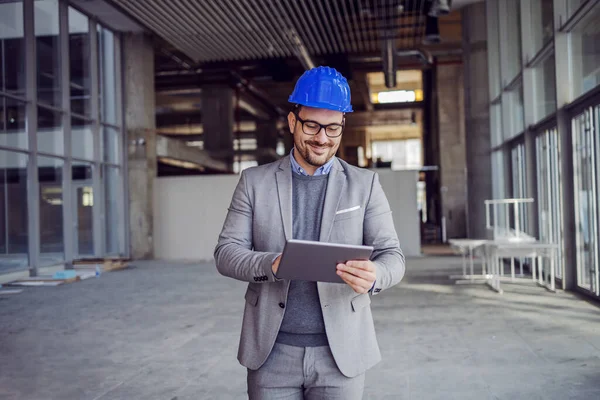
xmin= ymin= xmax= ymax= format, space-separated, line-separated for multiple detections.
xmin=244 ymin=288 xmax=259 ymax=307
xmin=332 ymin=213 xmax=363 ymax=244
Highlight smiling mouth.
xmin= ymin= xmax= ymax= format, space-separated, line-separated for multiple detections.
xmin=307 ymin=143 xmax=330 ymax=153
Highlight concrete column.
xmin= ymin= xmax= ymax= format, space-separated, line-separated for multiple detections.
xmin=256 ymin=120 xmax=279 ymax=165
xmin=202 ymin=86 xmax=234 ymax=169
xmin=437 ymin=62 xmax=467 ymax=240
xmin=462 ymin=2 xmax=493 ymax=239
xmin=124 ymin=33 xmax=156 ymax=259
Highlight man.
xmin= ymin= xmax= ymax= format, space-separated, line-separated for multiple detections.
xmin=215 ymin=66 xmax=405 ymax=399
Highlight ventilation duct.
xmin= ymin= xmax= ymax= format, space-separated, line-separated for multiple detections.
xmin=382 ymin=38 xmax=397 ymax=88
xmin=423 ymin=16 xmax=441 ymax=44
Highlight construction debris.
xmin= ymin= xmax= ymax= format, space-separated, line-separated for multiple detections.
xmin=73 ymin=258 xmax=130 ymax=273
xmin=6 ymin=275 xmax=80 ymax=287
xmin=3 ymin=258 xmax=130 ymax=289
xmin=0 ymin=288 xmax=24 ymax=295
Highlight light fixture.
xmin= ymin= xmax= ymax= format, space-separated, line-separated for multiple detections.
xmin=377 ymin=90 xmax=417 ymax=104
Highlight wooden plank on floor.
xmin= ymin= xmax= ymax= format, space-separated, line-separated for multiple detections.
xmin=0 ymin=289 xmax=24 ymax=295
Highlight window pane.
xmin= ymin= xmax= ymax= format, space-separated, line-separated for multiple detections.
xmin=500 ymin=0 xmax=522 ymax=84
xmin=491 ymin=150 xmax=506 ymax=200
xmin=103 ymin=125 xmax=120 ymax=164
xmin=533 ymin=54 xmax=556 ymax=122
xmin=487 ymin=0 xmax=501 ymax=99
xmin=502 ymin=84 xmax=524 ymax=139
xmin=529 ymin=0 xmax=554 ymax=55
xmin=0 ymin=96 xmax=27 ymax=150
xmin=38 ymin=155 xmax=63 ymax=266
xmin=35 ymin=0 xmax=61 ymax=107
xmin=0 ymin=1 xmax=25 ymax=98
xmin=490 ymin=103 xmax=502 ymax=147
xmin=511 ymin=143 xmax=529 ymax=234
xmin=72 ymin=162 xmax=94 ymax=256
xmin=37 ymin=106 xmax=63 ymax=155
xmin=104 ymin=165 xmax=122 ymax=254
xmin=567 ymin=0 xmax=585 ymax=20
xmin=0 ymin=149 xmax=28 ymax=273
xmin=69 ymin=7 xmax=91 ymax=116
xmin=71 ymin=117 xmax=94 ymax=160
xmin=98 ymin=25 xmax=117 ymax=124
xmin=572 ymin=108 xmax=599 ymax=293
xmin=570 ymin=7 xmax=600 ymax=98
xmin=536 ymin=128 xmax=564 ymax=279
xmin=371 ymin=139 xmax=422 ymax=169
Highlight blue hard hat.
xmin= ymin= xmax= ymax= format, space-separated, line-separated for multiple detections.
xmin=288 ymin=66 xmax=353 ymax=113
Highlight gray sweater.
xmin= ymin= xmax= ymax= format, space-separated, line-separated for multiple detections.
xmin=276 ymin=172 xmax=329 ymax=347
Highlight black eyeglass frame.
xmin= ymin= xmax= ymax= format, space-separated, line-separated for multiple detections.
xmin=293 ymin=112 xmax=345 ymax=138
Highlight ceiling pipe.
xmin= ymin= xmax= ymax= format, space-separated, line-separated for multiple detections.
xmin=350 ymin=49 xmax=433 ymax=65
xmin=230 ymin=70 xmax=286 ymax=117
xmin=288 ymin=29 xmax=316 ymax=70
xmin=382 ymin=37 xmax=397 ymax=88
xmin=423 ymin=16 xmax=441 ymax=45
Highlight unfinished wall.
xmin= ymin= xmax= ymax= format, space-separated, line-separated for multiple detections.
xmin=437 ymin=63 xmax=467 ymax=239
xmin=153 ymin=169 xmax=421 ymax=261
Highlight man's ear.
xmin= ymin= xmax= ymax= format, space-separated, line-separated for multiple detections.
xmin=287 ymin=112 xmax=296 ymax=134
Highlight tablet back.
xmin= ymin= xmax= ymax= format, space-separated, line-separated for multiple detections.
xmin=277 ymin=239 xmax=374 ymax=283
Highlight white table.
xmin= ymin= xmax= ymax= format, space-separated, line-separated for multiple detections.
xmin=484 ymin=241 xmax=559 ymax=294
xmin=448 ymin=239 xmax=489 ymax=281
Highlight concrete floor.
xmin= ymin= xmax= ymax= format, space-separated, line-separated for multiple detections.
xmin=1 ymin=256 xmax=599 ymax=400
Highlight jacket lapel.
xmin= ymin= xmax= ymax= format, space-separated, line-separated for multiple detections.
xmin=275 ymin=156 xmax=293 ymax=241
xmin=319 ymin=158 xmax=346 ymax=242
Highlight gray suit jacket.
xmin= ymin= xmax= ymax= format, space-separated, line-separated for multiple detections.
xmin=214 ymin=155 xmax=405 ymax=378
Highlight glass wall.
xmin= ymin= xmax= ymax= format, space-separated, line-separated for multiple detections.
xmin=500 ymin=0 xmax=522 ymax=84
xmin=533 ymin=54 xmax=556 ymax=122
xmin=0 ymin=149 xmax=28 ymax=274
xmin=535 ymin=128 xmax=564 ymax=279
xmin=569 ymin=6 xmax=600 ymax=98
xmin=511 ymin=142 xmax=529 ymax=234
xmin=486 ymin=0 xmax=600 ymax=299
xmin=529 ymin=0 xmax=554 ymax=56
xmin=0 ymin=0 xmax=125 ymax=274
xmin=572 ymin=107 xmax=599 ymax=294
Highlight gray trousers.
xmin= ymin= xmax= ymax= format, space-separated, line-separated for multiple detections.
xmin=247 ymin=342 xmax=365 ymax=400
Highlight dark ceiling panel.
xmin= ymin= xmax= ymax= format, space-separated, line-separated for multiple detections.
xmin=111 ymin=0 xmax=440 ymax=63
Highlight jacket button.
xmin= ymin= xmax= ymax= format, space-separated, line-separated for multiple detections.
xmin=279 ymin=302 xmax=285 ymax=309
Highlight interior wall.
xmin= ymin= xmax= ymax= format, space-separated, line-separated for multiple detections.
xmin=154 ymin=169 xmax=421 ymax=261
xmin=374 ymin=169 xmax=421 ymax=257
xmin=154 ymin=175 xmax=239 ymax=261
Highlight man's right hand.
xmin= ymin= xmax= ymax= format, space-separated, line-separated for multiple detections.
xmin=272 ymin=255 xmax=282 ymax=275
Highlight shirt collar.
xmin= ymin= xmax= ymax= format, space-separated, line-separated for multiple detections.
xmin=290 ymin=148 xmax=335 ymax=176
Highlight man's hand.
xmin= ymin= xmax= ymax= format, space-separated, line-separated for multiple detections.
xmin=272 ymin=255 xmax=282 ymax=275
xmin=336 ymin=260 xmax=376 ymax=294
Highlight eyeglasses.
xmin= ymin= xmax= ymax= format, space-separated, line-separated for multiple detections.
xmin=293 ymin=113 xmax=345 ymax=138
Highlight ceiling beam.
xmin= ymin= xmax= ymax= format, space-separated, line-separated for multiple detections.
xmin=346 ymin=109 xmax=421 ymax=128
xmin=156 ymin=135 xmax=228 ymax=172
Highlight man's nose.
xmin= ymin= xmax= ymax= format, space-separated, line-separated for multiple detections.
xmin=314 ymin=127 xmax=328 ymax=143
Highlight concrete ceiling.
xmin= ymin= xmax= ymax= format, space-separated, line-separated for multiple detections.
xmin=112 ymin=0 xmax=462 ymax=63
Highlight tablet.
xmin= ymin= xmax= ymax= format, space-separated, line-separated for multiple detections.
xmin=277 ymin=239 xmax=374 ymax=283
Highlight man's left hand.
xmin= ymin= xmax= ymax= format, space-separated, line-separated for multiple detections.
xmin=336 ymin=260 xmax=376 ymax=294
